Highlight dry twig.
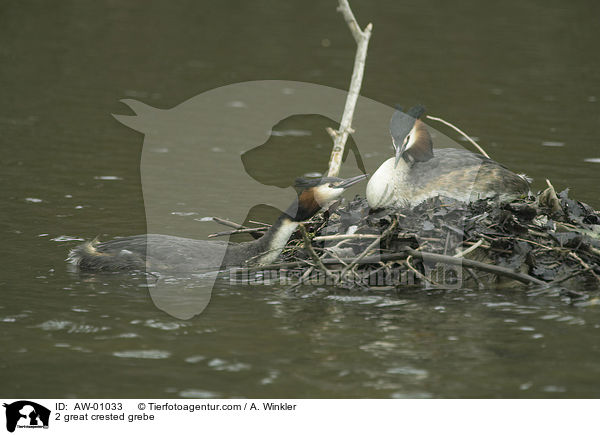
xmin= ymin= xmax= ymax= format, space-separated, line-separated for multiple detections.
xmin=327 ymin=0 xmax=373 ymax=177
xmin=299 ymin=224 xmax=336 ymax=281
xmin=568 ymin=252 xmax=600 ymax=284
xmin=339 ymin=220 xmax=397 ymax=281
xmin=313 ymin=233 xmax=380 ymax=242
xmin=209 ymin=226 xmax=268 ymax=238
xmin=454 ymin=239 xmax=484 ymax=258
xmin=208 ymin=216 xmax=246 ymax=230
xmin=426 ymin=115 xmax=490 ymax=158
xmin=406 ymin=255 xmax=438 ymax=286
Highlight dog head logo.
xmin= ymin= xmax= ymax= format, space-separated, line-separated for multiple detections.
xmin=3 ymin=401 xmax=50 ymax=433
xmin=110 ymin=80 xmax=467 ymax=318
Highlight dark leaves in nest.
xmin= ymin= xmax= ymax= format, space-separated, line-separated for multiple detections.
xmin=291 ymin=186 xmax=600 ymax=289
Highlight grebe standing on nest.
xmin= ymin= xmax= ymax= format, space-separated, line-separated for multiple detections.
xmin=69 ymin=174 xmax=367 ymax=273
xmin=366 ymin=105 xmax=530 ymax=209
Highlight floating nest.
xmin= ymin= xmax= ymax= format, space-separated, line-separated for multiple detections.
xmin=228 ymin=182 xmax=600 ymax=298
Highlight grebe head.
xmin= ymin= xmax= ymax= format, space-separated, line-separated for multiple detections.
xmin=391 ymin=105 xmax=434 ymax=166
xmin=291 ymin=174 xmax=368 ymax=221
xmin=367 ymin=104 xmax=530 ymax=209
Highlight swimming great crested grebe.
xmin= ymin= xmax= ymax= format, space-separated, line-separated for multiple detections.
xmin=69 ymin=174 xmax=367 ymax=273
xmin=366 ymin=105 xmax=530 ymax=209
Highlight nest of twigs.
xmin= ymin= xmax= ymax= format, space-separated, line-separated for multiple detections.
xmin=224 ymin=182 xmax=600 ymax=296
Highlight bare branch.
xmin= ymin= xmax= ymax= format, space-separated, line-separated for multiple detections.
xmin=426 ymin=115 xmax=490 ymax=158
xmin=406 ymin=255 xmax=439 ymax=286
xmin=568 ymin=252 xmax=600 ymax=283
xmin=327 ymin=0 xmax=373 ymax=177
xmin=409 ymin=249 xmax=546 ymax=286
xmin=208 ymin=216 xmax=246 ymax=230
xmin=326 ymin=127 xmax=338 ymax=140
xmin=337 ymin=0 xmax=367 ymax=42
xmin=313 ymin=233 xmax=380 ymax=242
xmin=227 ymin=249 xmax=546 ymax=286
xmin=208 ymin=226 xmax=268 ymax=238
xmin=454 ymin=238 xmax=484 ymax=258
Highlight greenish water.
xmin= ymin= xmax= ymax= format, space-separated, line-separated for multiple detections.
xmin=1 ymin=0 xmax=599 ymax=398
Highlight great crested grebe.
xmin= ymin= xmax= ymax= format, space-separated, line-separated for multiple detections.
xmin=69 ymin=174 xmax=367 ymax=273
xmin=366 ymin=105 xmax=530 ymax=209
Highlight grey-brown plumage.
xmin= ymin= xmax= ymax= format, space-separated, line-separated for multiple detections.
xmin=367 ymin=105 xmax=530 ymax=208
xmin=70 ymin=235 xmax=226 ymax=272
xmin=69 ymin=215 xmax=295 ymax=273
xmin=68 ymin=174 xmax=367 ymax=273
xmin=400 ymin=148 xmax=529 ymax=203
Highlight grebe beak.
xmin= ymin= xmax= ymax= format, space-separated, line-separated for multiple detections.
xmin=393 ymin=132 xmax=411 ymax=167
xmin=336 ymin=174 xmax=368 ymax=189
xmin=394 ymin=142 xmax=403 ymax=167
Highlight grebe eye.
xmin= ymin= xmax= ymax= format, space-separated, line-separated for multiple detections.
xmin=328 ymin=183 xmax=334 ymax=188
